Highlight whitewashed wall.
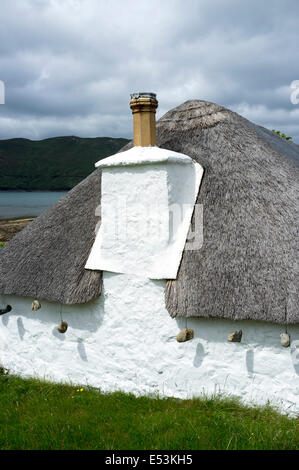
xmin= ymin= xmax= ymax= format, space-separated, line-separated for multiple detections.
xmin=86 ymin=146 xmax=203 ymax=279
xmin=1 ymin=273 xmax=299 ymax=416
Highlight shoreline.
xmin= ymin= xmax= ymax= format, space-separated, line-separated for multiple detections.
xmin=0 ymin=216 xmax=36 ymax=222
xmin=0 ymin=189 xmax=69 ymax=192
xmin=0 ymin=217 xmax=36 ymax=242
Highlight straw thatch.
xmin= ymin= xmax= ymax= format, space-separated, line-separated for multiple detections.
xmin=0 ymin=169 xmax=102 ymax=304
xmin=0 ymin=99 xmax=298 ymax=324
xmin=158 ymin=101 xmax=298 ymax=324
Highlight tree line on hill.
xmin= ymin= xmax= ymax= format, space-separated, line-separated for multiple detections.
xmin=0 ymin=136 xmax=130 ymax=190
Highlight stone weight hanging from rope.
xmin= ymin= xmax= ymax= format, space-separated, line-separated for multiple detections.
xmin=57 ymin=321 xmax=68 ymax=334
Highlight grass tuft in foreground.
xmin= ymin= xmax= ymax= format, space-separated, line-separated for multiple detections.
xmin=0 ymin=373 xmax=298 ymax=450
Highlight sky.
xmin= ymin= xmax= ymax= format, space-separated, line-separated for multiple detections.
xmin=0 ymin=0 xmax=298 ymax=142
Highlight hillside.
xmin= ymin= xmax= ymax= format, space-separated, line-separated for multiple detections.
xmin=0 ymin=136 xmax=130 ymax=190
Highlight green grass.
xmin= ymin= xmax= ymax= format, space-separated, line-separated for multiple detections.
xmin=0 ymin=242 xmax=5 ymax=248
xmin=0 ymin=373 xmax=298 ymax=450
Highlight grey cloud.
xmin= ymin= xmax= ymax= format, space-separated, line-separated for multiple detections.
xmin=0 ymin=0 xmax=298 ymax=141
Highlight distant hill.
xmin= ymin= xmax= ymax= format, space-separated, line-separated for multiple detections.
xmin=0 ymin=136 xmax=130 ymax=190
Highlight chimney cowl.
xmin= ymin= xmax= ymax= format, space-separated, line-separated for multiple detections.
xmin=130 ymin=92 xmax=156 ymax=100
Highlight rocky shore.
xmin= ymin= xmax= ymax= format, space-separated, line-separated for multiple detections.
xmin=0 ymin=217 xmax=35 ymax=242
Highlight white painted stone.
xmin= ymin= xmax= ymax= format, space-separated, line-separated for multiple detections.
xmin=1 ymin=277 xmax=299 ymax=417
xmin=85 ymin=147 xmax=203 ymax=279
xmin=95 ymin=146 xmax=195 ymax=168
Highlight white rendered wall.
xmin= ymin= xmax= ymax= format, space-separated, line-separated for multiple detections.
xmin=1 ymin=276 xmax=299 ymax=416
xmin=85 ymin=147 xmax=203 ymax=279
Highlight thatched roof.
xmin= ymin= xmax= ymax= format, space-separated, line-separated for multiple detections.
xmin=0 ymin=99 xmax=298 ymax=324
xmin=158 ymin=101 xmax=299 ymax=324
xmin=0 ymin=169 xmax=102 ymax=304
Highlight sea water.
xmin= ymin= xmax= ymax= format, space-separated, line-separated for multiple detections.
xmin=0 ymin=191 xmax=67 ymax=219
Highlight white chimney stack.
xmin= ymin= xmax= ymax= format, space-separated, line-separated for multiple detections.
xmin=85 ymin=93 xmax=203 ymax=279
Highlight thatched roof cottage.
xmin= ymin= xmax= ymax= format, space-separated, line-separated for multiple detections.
xmin=0 ymin=95 xmax=298 ymax=415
